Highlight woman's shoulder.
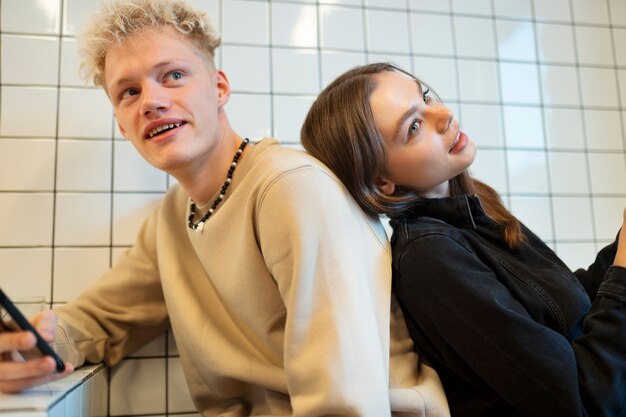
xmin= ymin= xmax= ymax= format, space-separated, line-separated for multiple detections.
xmin=391 ymin=215 xmax=461 ymax=243
xmin=392 ymin=218 xmax=468 ymax=259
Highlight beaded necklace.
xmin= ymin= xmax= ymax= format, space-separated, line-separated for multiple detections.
xmin=187 ymin=138 xmax=249 ymax=231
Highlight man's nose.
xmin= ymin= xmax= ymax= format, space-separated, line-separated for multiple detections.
xmin=140 ymin=85 xmax=171 ymax=117
xmin=426 ymin=103 xmax=453 ymax=134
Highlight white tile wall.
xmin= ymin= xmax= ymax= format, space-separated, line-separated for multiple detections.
xmin=2 ymin=0 xmax=625 ymax=416
xmin=413 ymin=56 xmax=458 ymax=101
xmin=507 ymin=150 xmax=550 ymax=194
xmin=548 ymin=152 xmax=590 ymax=194
xmin=539 ymin=64 xmax=581 ymax=106
xmin=273 ymin=95 xmax=316 ymax=143
xmin=614 ymin=28 xmax=626 ymax=67
xmin=0 ymin=249 xmax=52 ymax=299
xmin=509 ymin=197 xmax=554 ymax=241
xmin=167 ymin=358 xmax=197 ymax=413
xmin=109 ymin=359 xmax=166 ymax=416
xmin=534 ymin=0 xmax=572 ymax=22
xmin=271 ymin=48 xmax=320 ymax=94
xmin=366 ymin=9 xmax=410 ymax=54
xmin=572 ymin=0 xmax=610 ymax=25
xmin=227 ymin=93 xmax=273 ymax=139
xmin=1 ymin=35 xmax=60 ymax=85
xmin=496 ymin=20 xmax=536 ymax=62
xmin=411 ymin=0 xmax=450 ymax=13
xmin=0 ymin=139 xmax=56 ymax=190
xmin=543 ymin=108 xmax=586 ymax=149
xmin=536 ymin=23 xmax=576 ymax=64
xmin=1 ymin=0 xmax=61 ymax=34
xmin=575 ymin=26 xmax=614 ymax=66
xmin=452 ymin=0 xmax=491 ymax=16
xmin=53 ymin=247 xmax=111 ymax=302
xmin=1 ymin=87 xmax=58 ymax=137
xmin=579 ymin=67 xmax=620 ymax=108
xmin=499 ymin=62 xmax=541 ymax=104
xmin=552 ymin=197 xmax=595 ymax=240
xmin=411 ymin=13 xmax=453 ymax=56
xmin=321 ymin=50 xmax=367 ymax=86
xmin=271 ymin=2 xmax=317 ymax=48
xmin=457 ymin=59 xmax=500 ymax=102
xmin=111 ymin=193 xmax=162 ymax=245
xmin=454 ymin=16 xmax=497 ymax=59
xmin=222 ymin=0 xmax=269 ymax=45
xmin=584 ymin=110 xmax=624 ymax=151
xmin=593 ymin=197 xmax=626 ymax=239
xmin=56 ymin=140 xmax=112 ymax=191
xmin=470 ymin=149 xmax=508 ymax=194
xmin=611 ymin=0 xmax=626 ymax=25
xmin=54 ymin=193 xmax=111 ymax=246
xmin=494 ymin=0 xmax=532 ymax=19
xmin=320 ymin=5 xmax=365 ymax=50
xmin=503 ymin=105 xmax=544 ymax=149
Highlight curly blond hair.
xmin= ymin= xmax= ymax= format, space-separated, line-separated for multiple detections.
xmin=78 ymin=0 xmax=221 ymax=87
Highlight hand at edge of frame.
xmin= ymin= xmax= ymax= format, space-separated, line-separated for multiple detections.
xmin=613 ymin=207 xmax=626 ymax=268
xmin=0 ymin=310 xmax=74 ymax=393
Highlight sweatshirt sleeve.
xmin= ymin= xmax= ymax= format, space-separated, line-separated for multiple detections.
xmin=256 ymin=166 xmax=393 ymax=417
xmin=54 ymin=205 xmax=169 ymax=368
xmin=394 ymin=232 xmax=626 ymax=417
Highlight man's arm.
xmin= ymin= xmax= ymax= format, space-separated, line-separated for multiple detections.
xmin=53 ymin=205 xmax=169 ymax=368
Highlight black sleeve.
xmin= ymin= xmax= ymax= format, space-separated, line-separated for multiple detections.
xmin=394 ymin=233 xmax=626 ymax=417
xmin=573 ymin=232 xmax=619 ymax=302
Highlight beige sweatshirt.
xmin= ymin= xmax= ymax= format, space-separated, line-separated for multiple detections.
xmin=54 ymin=139 xmax=449 ymax=417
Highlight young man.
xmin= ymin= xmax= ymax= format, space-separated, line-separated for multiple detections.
xmin=0 ymin=1 xmax=449 ymax=415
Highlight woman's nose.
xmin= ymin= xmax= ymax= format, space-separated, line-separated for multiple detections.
xmin=426 ymin=103 xmax=453 ymax=134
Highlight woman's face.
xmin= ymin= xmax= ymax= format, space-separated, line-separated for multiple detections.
xmin=371 ymin=71 xmax=476 ymax=198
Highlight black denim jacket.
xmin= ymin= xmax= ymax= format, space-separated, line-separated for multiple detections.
xmin=390 ymin=195 xmax=626 ymax=417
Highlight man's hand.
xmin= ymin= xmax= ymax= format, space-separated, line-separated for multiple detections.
xmin=0 ymin=310 xmax=74 ymax=393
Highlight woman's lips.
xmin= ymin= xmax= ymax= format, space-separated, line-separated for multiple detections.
xmin=449 ymin=131 xmax=469 ymax=154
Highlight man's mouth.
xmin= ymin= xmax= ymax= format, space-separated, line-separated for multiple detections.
xmin=147 ymin=122 xmax=184 ymax=138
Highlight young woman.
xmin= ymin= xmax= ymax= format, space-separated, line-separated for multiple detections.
xmin=301 ymin=62 xmax=626 ymax=417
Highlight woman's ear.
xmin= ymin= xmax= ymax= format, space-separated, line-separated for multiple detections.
xmin=376 ymin=177 xmax=395 ymax=195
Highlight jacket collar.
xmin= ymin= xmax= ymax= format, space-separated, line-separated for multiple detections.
xmin=396 ymin=194 xmax=486 ymax=229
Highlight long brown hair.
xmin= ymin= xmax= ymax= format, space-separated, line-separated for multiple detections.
xmin=301 ymin=62 xmax=524 ymax=248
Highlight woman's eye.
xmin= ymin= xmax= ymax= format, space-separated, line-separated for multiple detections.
xmin=409 ymin=119 xmax=421 ymax=136
xmin=423 ymin=87 xmax=431 ymax=104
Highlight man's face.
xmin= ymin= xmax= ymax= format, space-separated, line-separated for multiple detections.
xmin=104 ymin=26 xmax=229 ymax=174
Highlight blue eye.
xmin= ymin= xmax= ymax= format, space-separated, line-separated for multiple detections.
xmin=169 ymin=71 xmax=183 ymax=81
xmin=409 ymin=119 xmax=421 ymax=136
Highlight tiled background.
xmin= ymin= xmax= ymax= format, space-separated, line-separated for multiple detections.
xmin=1 ymin=0 xmax=625 ymax=415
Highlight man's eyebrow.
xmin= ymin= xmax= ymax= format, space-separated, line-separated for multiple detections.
xmin=109 ymin=60 xmax=175 ymax=91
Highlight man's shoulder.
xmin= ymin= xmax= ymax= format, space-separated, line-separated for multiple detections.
xmin=251 ymin=138 xmax=330 ymax=173
xmin=246 ymin=138 xmax=343 ymax=192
